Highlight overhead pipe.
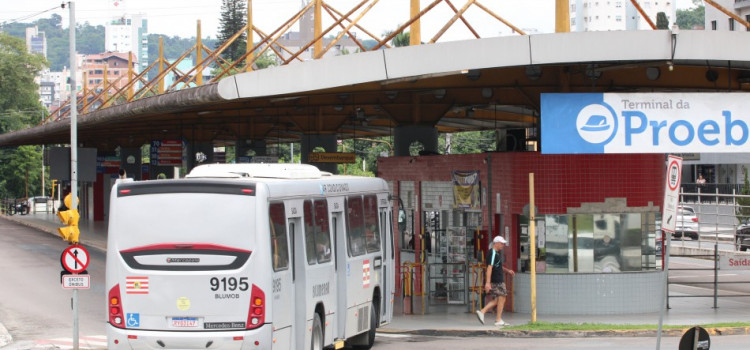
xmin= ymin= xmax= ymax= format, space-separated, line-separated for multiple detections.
xmin=320 ymin=4 xmax=368 ymax=52
xmin=410 ymin=0 xmax=421 ymax=46
xmin=444 ymin=0 xmax=480 ymax=39
xmin=629 ymin=0 xmax=656 ymax=30
xmin=555 ymin=0 xmax=570 ymax=32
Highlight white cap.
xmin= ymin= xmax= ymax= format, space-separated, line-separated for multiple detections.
xmin=492 ymin=236 xmax=507 ymax=244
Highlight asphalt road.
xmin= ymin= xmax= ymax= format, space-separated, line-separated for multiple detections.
xmin=0 ymin=218 xmax=106 ymax=343
xmin=668 ymin=256 xmax=750 ymax=303
xmin=2 ymin=217 xmax=749 ymax=349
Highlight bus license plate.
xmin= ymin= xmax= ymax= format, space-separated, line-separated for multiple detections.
xmin=171 ymin=317 xmax=198 ymax=328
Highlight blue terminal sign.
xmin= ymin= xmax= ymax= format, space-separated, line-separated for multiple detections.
xmin=541 ymin=93 xmax=750 ymax=154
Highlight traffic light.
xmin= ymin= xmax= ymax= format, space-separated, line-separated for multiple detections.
xmin=57 ymin=193 xmax=80 ymax=244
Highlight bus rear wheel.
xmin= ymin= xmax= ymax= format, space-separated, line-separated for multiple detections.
xmin=311 ymin=313 xmax=323 ymax=350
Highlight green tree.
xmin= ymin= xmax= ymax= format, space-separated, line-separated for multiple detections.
xmin=392 ymin=31 xmax=410 ymax=47
xmin=676 ymin=0 xmax=705 ymax=30
xmin=0 ymin=33 xmax=47 ymax=198
xmin=656 ymin=12 xmax=669 ymax=30
xmin=0 ymin=33 xmax=47 ymax=113
xmin=216 ymin=0 xmax=247 ymax=62
xmin=253 ymin=51 xmax=278 ymax=69
xmin=4 ymin=15 xmax=105 ymax=71
xmin=439 ymin=131 xmax=497 ymax=154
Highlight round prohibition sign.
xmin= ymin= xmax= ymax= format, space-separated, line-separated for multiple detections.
xmin=667 ymin=159 xmax=681 ymax=191
xmin=61 ymin=245 xmax=90 ymax=274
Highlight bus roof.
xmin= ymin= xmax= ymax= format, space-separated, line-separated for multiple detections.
xmin=186 ymin=163 xmax=328 ymax=179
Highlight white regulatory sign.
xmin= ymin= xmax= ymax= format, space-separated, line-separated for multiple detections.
xmin=720 ymin=254 xmax=750 ymax=270
xmin=62 ymin=275 xmax=90 ymax=289
xmin=661 ymin=155 xmax=683 ymax=233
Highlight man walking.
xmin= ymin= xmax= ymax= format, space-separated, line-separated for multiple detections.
xmin=476 ymin=236 xmax=514 ymax=327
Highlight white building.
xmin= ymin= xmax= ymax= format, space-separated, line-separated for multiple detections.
xmin=105 ymin=14 xmax=149 ymax=72
xmin=705 ymin=0 xmax=750 ymax=31
xmin=25 ymin=26 xmax=47 ymax=58
xmin=570 ymin=0 xmax=676 ymax=31
xmin=38 ymin=66 xmax=83 ymax=112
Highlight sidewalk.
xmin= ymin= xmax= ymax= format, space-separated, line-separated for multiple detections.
xmin=2 ymin=212 xmax=750 ymax=340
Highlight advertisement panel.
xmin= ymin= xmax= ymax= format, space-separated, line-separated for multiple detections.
xmin=452 ymin=170 xmax=480 ymax=209
xmin=541 ymin=93 xmax=750 ymax=154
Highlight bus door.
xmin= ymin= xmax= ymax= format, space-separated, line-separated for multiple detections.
xmin=269 ymin=202 xmax=293 ymax=350
xmin=379 ymin=200 xmax=394 ymax=323
xmin=303 ymin=199 xmax=335 ymax=346
xmin=288 ymin=204 xmax=308 ymax=350
xmin=378 ymin=198 xmax=391 ymax=322
xmin=329 ymin=197 xmax=347 ymax=341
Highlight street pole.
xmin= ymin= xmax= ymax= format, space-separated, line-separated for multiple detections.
xmin=67 ymin=2 xmax=79 ymax=350
xmin=528 ymin=173 xmax=537 ymax=323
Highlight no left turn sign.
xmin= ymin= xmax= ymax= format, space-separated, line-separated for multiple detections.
xmin=61 ymin=245 xmax=89 ymax=274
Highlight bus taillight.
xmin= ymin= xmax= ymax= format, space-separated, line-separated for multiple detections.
xmin=109 ymin=284 xmax=125 ymax=328
xmin=247 ymin=285 xmax=265 ymax=329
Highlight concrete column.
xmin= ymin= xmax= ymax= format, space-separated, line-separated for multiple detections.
xmin=301 ymin=134 xmax=338 ymax=174
xmin=185 ymin=142 xmax=214 ymax=171
xmin=393 ymin=125 xmax=438 ymax=157
xmin=119 ymin=147 xmax=142 ymax=180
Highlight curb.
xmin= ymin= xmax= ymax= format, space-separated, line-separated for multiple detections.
xmin=0 ymin=215 xmax=107 ymax=253
xmin=378 ymin=326 xmax=750 ymax=338
xmin=0 ymin=322 xmax=12 ymax=348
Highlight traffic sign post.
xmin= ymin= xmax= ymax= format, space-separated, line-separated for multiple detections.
xmin=61 ymin=245 xmax=90 ymax=274
xmin=657 ymin=154 xmax=682 ymax=350
xmin=62 ymin=275 xmax=90 ymax=289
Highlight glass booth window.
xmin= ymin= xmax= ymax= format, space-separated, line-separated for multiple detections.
xmin=269 ymin=202 xmax=289 ymax=271
xmin=520 ymin=213 xmax=656 ymax=274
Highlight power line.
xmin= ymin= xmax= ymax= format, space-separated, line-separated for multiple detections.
xmin=1 ymin=5 xmax=61 ymax=26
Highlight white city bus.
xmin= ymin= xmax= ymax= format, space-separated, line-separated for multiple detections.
xmin=105 ymin=163 xmax=395 ymax=350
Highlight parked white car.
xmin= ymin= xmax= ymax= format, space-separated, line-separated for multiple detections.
xmin=674 ymin=206 xmax=699 ymax=240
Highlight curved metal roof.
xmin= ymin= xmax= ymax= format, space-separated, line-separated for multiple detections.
xmin=1 ymin=30 xmax=748 ymax=149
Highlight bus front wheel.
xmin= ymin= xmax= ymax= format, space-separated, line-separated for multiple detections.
xmin=311 ymin=313 xmax=323 ymax=350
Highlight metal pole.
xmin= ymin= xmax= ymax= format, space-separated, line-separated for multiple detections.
xmin=714 ymin=243 xmax=718 ymax=309
xmin=410 ymin=0 xmax=421 ymax=45
xmin=696 ymin=187 xmax=701 ymax=249
xmin=528 ymin=173 xmax=537 ymax=323
xmin=68 ymin=2 xmax=79 ymax=350
xmin=41 ymin=144 xmax=45 ymax=200
xmin=656 ymin=229 xmax=671 ymax=350
xmin=715 ymin=188 xmax=720 ymax=246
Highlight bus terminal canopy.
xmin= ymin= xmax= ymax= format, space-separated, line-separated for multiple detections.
xmin=1 ymin=30 xmax=749 ymax=150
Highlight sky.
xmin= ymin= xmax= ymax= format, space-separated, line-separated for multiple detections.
xmin=3 ymin=0 xmax=697 ymax=41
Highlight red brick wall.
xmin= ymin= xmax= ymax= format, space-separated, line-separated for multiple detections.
xmin=379 ymin=152 xmax=664 ymax=308
xmin=379 ymin=152 xmax=664 ymax=221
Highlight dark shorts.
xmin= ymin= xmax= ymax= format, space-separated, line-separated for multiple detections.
xmin=488 ymin=282 xmax=507 ymax=298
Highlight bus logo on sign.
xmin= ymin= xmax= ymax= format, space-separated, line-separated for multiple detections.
xmin=541 ymin=93 xmax=750 ymax=154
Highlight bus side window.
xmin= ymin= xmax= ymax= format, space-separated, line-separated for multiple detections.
xmin=314 ymin=200 xmax=332 ymax=263
xmin=364 ymin=195 xmax=381 ymax=253
xmin=303 ymin=201 xmax=317 ymax=265
xmin=269 ymin=202 xmax=289 ymax=271
xmin=347 ymin=196 xmax=366 ymax=256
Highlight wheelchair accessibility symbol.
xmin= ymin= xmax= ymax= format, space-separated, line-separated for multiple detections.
xmin=126 ymin=313 xmax=140 ymax=328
